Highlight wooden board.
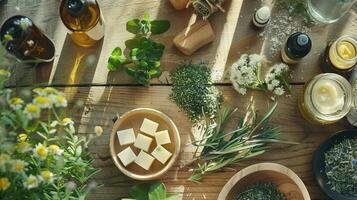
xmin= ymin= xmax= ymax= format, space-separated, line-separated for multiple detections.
xmin=1 ymin=0 xmax=357 ymax=86
xmin=31 ymin=85 xmax=350 ymax=200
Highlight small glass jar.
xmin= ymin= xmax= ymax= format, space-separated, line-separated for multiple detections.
xmin=299 ymin=73 xmax=353 ymax=124
xmin=321 ymin=35 xmax=357 ymax=73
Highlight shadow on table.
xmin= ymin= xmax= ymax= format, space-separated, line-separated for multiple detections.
xmin=52 ymin=34 xmax=104 ymax=86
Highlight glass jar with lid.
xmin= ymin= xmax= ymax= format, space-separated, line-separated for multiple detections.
xmin=299 ymin=73 xmax=353 ymax=124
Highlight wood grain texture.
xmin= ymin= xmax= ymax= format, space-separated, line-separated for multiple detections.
xmin=1 ymin=0 xmax=357 ymax=86
xmin=26 ymin=85 xmax=350 ymax=200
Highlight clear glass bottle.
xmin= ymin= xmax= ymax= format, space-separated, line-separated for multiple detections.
xmin=59 ymin=0 xmax=105 ymax=47
xmin=307 ymin=0 xmax=356 ymax=24
xmin=347 ymin=68 xmax=357 ymax=126
xmin=0 ymin=15 xmax=55 ymax=62
xmin=321 ymin=35 xmax=357 ymax=74
xmin=299 ymin=73 xmax=352 ymax=124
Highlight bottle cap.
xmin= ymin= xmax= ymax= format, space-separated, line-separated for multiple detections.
xmin=286 ymin=32 xmax=312 ymax=59
xmin=67 ymin=0 xmax=86 ymax=16
xmin=255 ymin=6 xmax=271 ymax=24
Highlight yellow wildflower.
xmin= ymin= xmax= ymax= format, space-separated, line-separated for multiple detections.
xmin=0 ymin=177 xmax=10 ymax=191
xmin=33 ymin=88 xmax=44 ymax=96
xmin=40 ymin=170 xmax=54 ymax=183
xmin=0 ymin=69 xmax=10 ymax=78
xmin=48 ymin=144 xmax=63 ymax=155
xmin=24 ymin=104 xmax=40 ymax=119
xmin=33 ymin=96 xmax=52 ymax=109
xmin=8 ymin=97 xmax=24 ymax=110
xmin=94 ymin=126 xmax=103 ymax=136
xmin=34 ymin=143 xmax=47 ymax=160
xmin=24 ymin=175 xmax=38 ymax=189
xmin=43 ymin=87 xmax=58 ymax=95
xmin=18 ymin=133 xmax=28 ymax=142
xmin=12 ymin=160 xmax=27 ymax=172
xmin=62 ymin=118 xmax=74 ymax=126
xmin=16 ymin=141 xmax=31 ymax=153
xmin=52 ymin=94 xmax=67 ymax=108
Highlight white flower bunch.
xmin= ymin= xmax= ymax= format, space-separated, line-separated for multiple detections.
xmin=265 ymin=63 xmax=291 ymax=96
xmin=230 ymin=54 xmax=265 ymax=95
xmin=230 ymin=54 xmax=291 ymax=96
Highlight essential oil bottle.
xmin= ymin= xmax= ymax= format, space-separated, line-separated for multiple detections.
xmin=281 ymin=32 xmax=312 ymax=65
xmin=321 ymin=35 xmax=357 ymax=74
xmin=252 ymin=6 xmax=271 ymax=29
xmin=60 ymin=0 xmax=105 ymax=47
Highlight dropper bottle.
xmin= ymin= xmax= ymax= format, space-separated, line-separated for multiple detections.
xmin=281 ymin=32 xmax=312 ymax=65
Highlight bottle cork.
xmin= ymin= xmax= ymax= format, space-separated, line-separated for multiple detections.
xmin=169 ymin=0 xmax=189 ymax=10
xmin=173 ymin=20 xmax=215 ymax=56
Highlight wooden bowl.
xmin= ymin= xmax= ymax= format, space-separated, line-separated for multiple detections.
xmin=218 ymin=163 xmax=311 ymax=200
xmin=313 ymin=129 xmax=357 ymax=200
xmin=109 ymin=108 xmax=181 ymax=180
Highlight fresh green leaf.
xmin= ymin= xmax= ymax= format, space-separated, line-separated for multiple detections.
xmin=148 ymin=183 xmax=166 ymax=200
xmin=165 ymin=194 xmax=179 ymax=200
xmin=150 ymin=20 xmax=170 ymax=34
xmin=112 ymin=47 xmax=122 ymax=56
xmin=107 ymin=47 xmax=131 ymax=71
xmin=129 ymin=184 xmax=150 ymax=200
xmin=125 ymin=38 xmax=143 ymax=49
xmin=126 ymin=19 xmax=141 ymax=34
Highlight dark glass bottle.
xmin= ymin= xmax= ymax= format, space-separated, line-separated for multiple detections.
xmin=281 ymin=32 xmax=312 ymax=65
xmin=0 ymin=15 xmax=55 ymax=62
xmin=60 ymin=0 xmax=105 ymax=47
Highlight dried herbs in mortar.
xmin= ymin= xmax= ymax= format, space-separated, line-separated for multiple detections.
xmin=170 ymin=62 xmax=223 ymax=122
xmin=233 ymin=182 xmax=286 ymax=200
xmin=324 ymin=138 xmax=357 ymax=197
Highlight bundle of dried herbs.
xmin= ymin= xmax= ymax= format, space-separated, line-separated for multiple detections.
xmin=324 ymin=138 xmax=357 ymax=197
xmin=170 ymin=62 xmax=223 ymax=122
xmin=188 ymin=0 xmax=225 ymax=19
xmin=233 ymin=182 xmax=286 ymax=200
xmin=188 ymin=102 xmax=293 ymax=182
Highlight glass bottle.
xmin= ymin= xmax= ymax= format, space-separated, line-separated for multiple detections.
xmin=347 ymin=68 xmax=357 ymax=126
xmin=307 ymin=0 xmax=356 ymax=24
xmin=299 ymin=73 xmax=352 ymax=124
xmin=0 ymin=15 xmax=55 ymax=63
xmin=59 ymin=0 xmax=105 ymax=47
xmin=321 ymin=35 xmax=357 ymax=74
xmin=281 ymin=32 xmax=312 ymax=65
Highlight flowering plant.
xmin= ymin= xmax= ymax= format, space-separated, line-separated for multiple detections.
xmin=0 ymin=70 xmax=102 ymax=200
xmin=230 ymin=54 xmax=291 ymax=96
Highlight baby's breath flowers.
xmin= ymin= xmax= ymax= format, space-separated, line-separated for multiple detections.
xmin=230 ymin=54 xmax=291 ymax=96
xmin=230 ymin=54 xmax=265 ymax=95
xmin=265 ymin=63 xmax=291 ymax=96
xmin=0 ymin=71 xmax=103 ymax=199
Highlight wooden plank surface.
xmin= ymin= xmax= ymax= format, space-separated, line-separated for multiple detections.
xmin=34 ymin=85 xmax=350 ymax=200
xmin=1 ymin=0 xmax=357 ymax=86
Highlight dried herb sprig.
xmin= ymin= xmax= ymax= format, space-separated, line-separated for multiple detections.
xmin=170 ymin=62 xmax=223 ymax=122
xmin=233 ymin=182 xmax=286 ymax=200
xmin=324 ymin=138 xmax=357 ymax=197
xmin=189 ymin=0 xmax=226 ymax=19
xmin=188 ymin=101 xmax=294 ymax=182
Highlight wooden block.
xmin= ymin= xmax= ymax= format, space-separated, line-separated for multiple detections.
xmin=173 ymin=19 xmax=216 ymax=56
xmin=169 ymin=0 xmax=189 ymax=10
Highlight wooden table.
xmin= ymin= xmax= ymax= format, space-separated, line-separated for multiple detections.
xmin=1 ymin=0 xmax=356 ymax=199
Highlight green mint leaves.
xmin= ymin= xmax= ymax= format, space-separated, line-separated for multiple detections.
xmin=126 ymin=13 xmax=170 ymax=35
xmin=107 ymin=13 xmax=170 ymax=86
xmin=126 ymin=183 xmax=178 ymax=200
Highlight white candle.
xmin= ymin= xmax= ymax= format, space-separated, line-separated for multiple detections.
xmin=312 ymin=79 xmax=345 ymax=115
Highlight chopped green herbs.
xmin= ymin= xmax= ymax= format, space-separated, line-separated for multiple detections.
xmin=233 ymin=182 xmax=286 ymax=200
xmin=324 ymin=138 xmax=357 ymax=197
xmin=107 ymin=13 xmax=170 ymax=86
xmin=170 ymin=62 xmax=223 ymax=122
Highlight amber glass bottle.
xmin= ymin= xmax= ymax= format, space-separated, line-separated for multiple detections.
xmin=59 ymin=0 xmax=105 ymax=47
xmin=0 ymin=15 xmax=55 ymax=62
